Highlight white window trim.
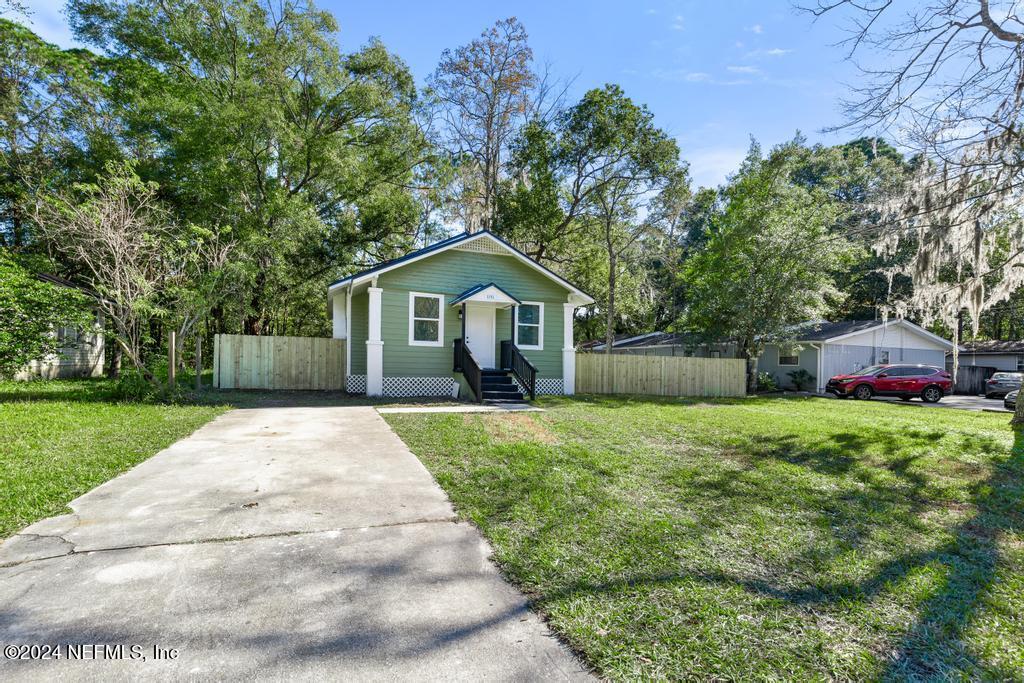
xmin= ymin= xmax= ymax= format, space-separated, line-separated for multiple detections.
xmin=778 ymin=345 xmax=799 ymax=366
xmin=408 ymin=291 xmax=445 ymax=347
xmin=515 ymin=301 xmax=544 ymax=350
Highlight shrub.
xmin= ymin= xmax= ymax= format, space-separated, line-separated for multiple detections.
xmin=787 ymin=368 xmax=816 ymax=391
xmin=756 ymin=371 xmax=779 ymax=392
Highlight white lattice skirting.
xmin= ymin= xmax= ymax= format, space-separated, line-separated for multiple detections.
xmin=382 ymin=376 xmax=458 ymax=397
xmin=511 ymin=376 xmax=565 ymax=395
xmin=349 ymin=374 xmax=562 ymax=397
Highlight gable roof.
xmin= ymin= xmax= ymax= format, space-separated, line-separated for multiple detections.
xmin=788 ymin=320 xmax=886 ymax=341
xmin=789 ymin=319 xmax=956 ymax=349
xmin=449 ymin=283 xmax=521 ymax=306
xmin=958 ymin=340 xmax=1024 ymax=354
xmin=328 ymin=230 xmax=594 ymax=304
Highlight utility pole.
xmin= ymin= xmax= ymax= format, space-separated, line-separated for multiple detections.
xmin=195 ymin=335 xmax=202 ymax=392
xmin=168 ymin=330 xmax=176 ymax=390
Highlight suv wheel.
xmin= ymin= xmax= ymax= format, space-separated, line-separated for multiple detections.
xmin=921 ymin=386 xmax=943 ymax=403
xmin=853 ymin=384 xmax=874 ymax=400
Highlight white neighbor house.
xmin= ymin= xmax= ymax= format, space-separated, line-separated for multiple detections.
xmin=759 ymin=320 xmax=957 ymax=392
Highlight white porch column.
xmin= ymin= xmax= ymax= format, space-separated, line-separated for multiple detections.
xmin=331 ymin=293 xmax=347 ymax=339
xmin=366 ymin=286 xmax=384 ymax=396
xmin=562 ymin=303 xmax=576 ymax=395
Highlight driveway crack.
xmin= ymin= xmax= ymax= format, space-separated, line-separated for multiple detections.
xmin=0 ymin=515 xmax=459 ymax=569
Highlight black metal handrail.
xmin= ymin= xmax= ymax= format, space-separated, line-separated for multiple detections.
xmin=502 ymin=340 xmax=536 ymax=400
xmin=454 ymin=338 xmax=483 ymax=403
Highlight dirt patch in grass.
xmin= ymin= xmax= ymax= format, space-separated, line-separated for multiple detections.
xmin=469 ymin=413 xmax=559 ymax=445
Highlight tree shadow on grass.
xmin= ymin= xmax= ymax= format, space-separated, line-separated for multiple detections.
xmin=472 ymin=420 xmax=1020 ymax=678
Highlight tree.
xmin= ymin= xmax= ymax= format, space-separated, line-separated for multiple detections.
xmin=0 ymin=252 xmax=92 ymax=378
xmin=0 ymin=19 xmax=96 ymax=249
xmin=68 ymin=0 xmax=432 ymax=336
xmin=808 ymin=0 xmax=1024 ymax=447
xmin=34 ymin=162 xmax=220 ymax=385
xmin=429 ymin=17 xmax=536 ymax=232
xmin=498 ymin=85 xmax=682 ymax=345
xmin=682 ymin=139 xmax=853 ymax=393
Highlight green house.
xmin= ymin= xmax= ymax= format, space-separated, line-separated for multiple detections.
xmin=327 ymin=230 xmax=594 ymax=401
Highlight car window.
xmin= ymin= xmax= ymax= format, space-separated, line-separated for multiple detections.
xmin=992 ymin=372 xmax=1022 ymax=380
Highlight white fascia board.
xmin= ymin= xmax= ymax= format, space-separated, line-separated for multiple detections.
xmin=328 ymin=232 xmax=595 ymax=304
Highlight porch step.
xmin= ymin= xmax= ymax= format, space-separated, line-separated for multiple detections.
xmin=481 ymin=390 xmax=524 ymax=401
xmin=477 ymin=368 xmax=526 ymax=402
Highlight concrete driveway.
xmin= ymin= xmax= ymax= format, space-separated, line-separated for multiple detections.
xmin=826 ymin=393 xmax=1012 ymax=413
xmin=0 ymin=407 xmax=589 ymax=680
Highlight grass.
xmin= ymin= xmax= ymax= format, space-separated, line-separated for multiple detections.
xmin=0 ymin=376 xmax=456 ymax=540
xmin=0 ymin=378 xmax=228 ymax=538
xmin=384 ymin=394 xmax=1024 ymax=680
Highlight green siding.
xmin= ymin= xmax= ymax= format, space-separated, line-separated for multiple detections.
xmin=350 ymin=292 xmax=368 ymax=374
xmin=345 ymin=249 xmax=571 ymax=380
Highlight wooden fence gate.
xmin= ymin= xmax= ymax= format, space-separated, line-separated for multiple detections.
xmin=952 ymin=364 xmax=996 ymax=395
xmin=576 ymin=353 xmax=746 ymax=398
xmin=213 ymin=334 xmax=346 ymax=390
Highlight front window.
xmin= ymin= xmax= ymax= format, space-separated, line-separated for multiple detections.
xmin=515 ymin=302 xmax=543 ymax=350
xmin=1017 ymin=355 xmax=1024 ymax=371
xmin=879 ymin=350 xmax=890 ymax=364
xmin=851 ymin=365 xmax=885 ymax=376
xmin=408 ymin=292 xmax=444 ymax=347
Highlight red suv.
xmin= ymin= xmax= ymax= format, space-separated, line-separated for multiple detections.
xmin=826 ymin=364 xmax=952 ymax=403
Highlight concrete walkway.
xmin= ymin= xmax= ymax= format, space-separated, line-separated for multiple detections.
xmin=0 ymin=407 xmax=588 ymax=680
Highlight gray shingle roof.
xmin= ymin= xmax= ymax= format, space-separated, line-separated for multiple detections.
xmin=787 ymin=320 xmax=885 ymax=341
xmin=960 ymin=340 xmax=1024 ymax=354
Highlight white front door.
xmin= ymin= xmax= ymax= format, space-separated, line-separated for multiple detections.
xmin=465 ymin=304 xmax=496 ymax=368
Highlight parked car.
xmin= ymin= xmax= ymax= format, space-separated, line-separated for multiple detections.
xmin=1006 ymin=390 xmax=1018 ymax=412
xmin=825 ymin=364 xmax=953 ymax=403
xmin=984 ymin=371 xmax=1023 ymax=399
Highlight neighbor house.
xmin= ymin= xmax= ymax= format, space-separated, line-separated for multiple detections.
xmin=760 ymin=319 xmax=956 ymax=392
xmin=15 ymin=274 xmax=105 ymax=381
xmin=952 ymin=340 xmax=1024 ymax=373
xmin=327 ymin=231 xmax=594 ymax=400
xmin=583 ymin=332 xmax=735 ymax=358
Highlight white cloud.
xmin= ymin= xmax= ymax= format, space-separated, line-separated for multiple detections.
xmin=726 ymin=65 xmax=760 ymax=74
xmin=684 ymin=146 xmax=749 ymax=188
xmin=745 ymin=47 xmax=792 ymax=58
xmin=671 ymin=15 xmax=684 ymax=30
xmin=3 ymin=0 xmax=80 ymax=47
xmin=646 ymin=8 xmax=658 ymax=14
xmin=749 ymin=24 xmax=763 ymax=34
xmin=652 ymin=69 xmax=751 ymax=86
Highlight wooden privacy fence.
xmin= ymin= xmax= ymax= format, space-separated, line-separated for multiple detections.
xmin=576 ymin=353 xmax=746 ymax=398
xmin=213 ymin=334 xmax=346 ymax=390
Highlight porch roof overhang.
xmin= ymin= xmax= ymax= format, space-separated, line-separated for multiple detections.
xmin=449 ymin=283 xmax=521 ymax=307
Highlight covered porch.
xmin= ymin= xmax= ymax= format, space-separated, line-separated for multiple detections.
xmin=449 ymin=283 xmax=537 ymax=402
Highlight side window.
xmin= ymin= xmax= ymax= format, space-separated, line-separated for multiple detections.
xmin=1017 ymin=355 xmax=1024 ymax=372
xmin=879 ymin=350 xmax=890 ymax=364
xmin=778 ymin=346 xmax=799 ymax=366
xmin=408 ymin=292 xmax=444 ymax=347
xmin=515 ymin=302 xmax=544 ymax=350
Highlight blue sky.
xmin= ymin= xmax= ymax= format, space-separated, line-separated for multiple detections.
xmin=14 ymin=0 xmax=862 ymax=188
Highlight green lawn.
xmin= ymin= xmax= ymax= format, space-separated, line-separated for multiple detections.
xmin=384 ymin=395 xmax=1024 ymax=680
xmin=0 ymin=379 xmax=227 ymax=538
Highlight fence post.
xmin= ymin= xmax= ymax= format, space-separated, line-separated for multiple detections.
xmin=168 ymin=330 xmax=176 ymax=389
xmin=195 ymin=335 xmax=202 ymax=391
